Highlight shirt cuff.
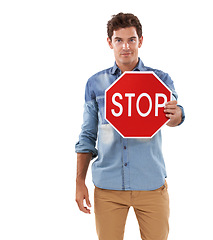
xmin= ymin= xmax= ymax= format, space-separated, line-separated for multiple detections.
xmin=75 ymin=141 xmax=98 ymax=159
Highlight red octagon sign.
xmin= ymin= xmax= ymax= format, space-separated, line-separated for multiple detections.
xmin=105 ymin=71 xmax=172 ymax=138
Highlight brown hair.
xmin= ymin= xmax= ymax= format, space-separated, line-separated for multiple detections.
xmin=107 ymin=12 xmax=142 ymax=40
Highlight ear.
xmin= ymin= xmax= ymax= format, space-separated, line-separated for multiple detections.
xmin=138 ymin=36 xmax=143 ymax=48
xmin=107 ymin=37 xmax=113 ymax=49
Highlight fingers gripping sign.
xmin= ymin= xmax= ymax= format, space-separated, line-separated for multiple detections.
xmin=164 ymin=100 xmax=182 ymax=127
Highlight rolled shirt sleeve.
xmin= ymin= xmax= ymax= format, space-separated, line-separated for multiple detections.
xmin=75 ymin=82 xmax=98 ymax=159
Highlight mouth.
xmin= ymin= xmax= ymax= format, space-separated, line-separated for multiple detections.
xmin=120 ymin=52 xmax=132 ymax=57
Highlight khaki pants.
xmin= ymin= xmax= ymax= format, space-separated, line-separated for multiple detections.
xmin=94 ymin=181 xmax=169 ymax=240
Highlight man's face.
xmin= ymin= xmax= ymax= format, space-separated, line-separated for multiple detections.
xmin=107 ymin=27 xmax=143 ymax=68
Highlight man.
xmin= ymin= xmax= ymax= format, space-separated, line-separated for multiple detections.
xmin=75 ymin=12 xmax=185 ymax=240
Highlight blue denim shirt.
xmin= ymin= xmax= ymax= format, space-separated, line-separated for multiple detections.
xmin=75 ymin=58 xmax=185 ymax=191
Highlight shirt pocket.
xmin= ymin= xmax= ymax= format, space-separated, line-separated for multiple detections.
xmin=96 ymin=96 xmax=108 ymax=125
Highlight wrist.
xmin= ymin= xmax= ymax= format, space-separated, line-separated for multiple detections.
xmin=76 ymin=178 xmax=86 ymax=185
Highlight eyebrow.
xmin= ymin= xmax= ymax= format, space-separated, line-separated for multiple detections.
xmin=114 ymin=36 xmax=137 ymax=40
xmin=114 ymin=37 xmax=122 ymax=40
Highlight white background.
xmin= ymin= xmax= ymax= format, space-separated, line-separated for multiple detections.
xmin=0 ymin=0 xmax=213 ymax=239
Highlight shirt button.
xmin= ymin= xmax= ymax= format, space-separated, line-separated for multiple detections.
xmin=124 ymin=163 xmax=127 ymax=167
xmin=124 ymin=146 xmax=127 ymax=149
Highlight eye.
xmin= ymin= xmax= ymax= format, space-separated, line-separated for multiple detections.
xmin=130 ymin=38 xmax=136 ymax=43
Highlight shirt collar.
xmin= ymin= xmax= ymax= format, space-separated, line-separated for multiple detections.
xmin=110 ymin=58 xmax=145 ymax=75
xmin=133 ymin=58 xmax=145 ymax=71
xmin=110 ymin=62 xmax=120 ymax=75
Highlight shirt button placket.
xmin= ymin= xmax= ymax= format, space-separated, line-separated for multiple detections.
xmin=123 ymin=139 xmax=130 ymax=189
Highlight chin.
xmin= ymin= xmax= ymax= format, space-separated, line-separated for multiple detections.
xmin=120 ymin=58 xmax=135 ymax=65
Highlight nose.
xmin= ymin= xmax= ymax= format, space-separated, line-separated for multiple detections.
xmin=122 ymin=42 xmax=130 ymax=50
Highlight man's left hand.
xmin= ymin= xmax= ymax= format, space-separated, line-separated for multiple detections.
xmin=164 ymin=100 xmax=182 ymax=127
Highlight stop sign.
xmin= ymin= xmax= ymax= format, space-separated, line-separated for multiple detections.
xmin=105 ymin=71 xmax=172 ymax=138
